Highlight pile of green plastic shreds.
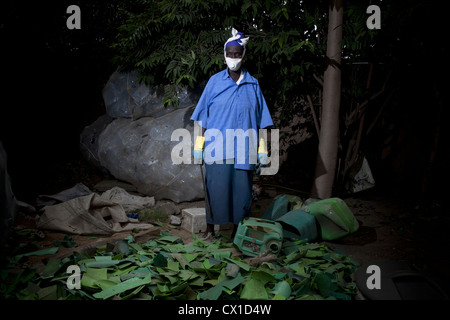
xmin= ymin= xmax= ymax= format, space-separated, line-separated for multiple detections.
xmin=1 ymin=231 xmax=360 ymax=300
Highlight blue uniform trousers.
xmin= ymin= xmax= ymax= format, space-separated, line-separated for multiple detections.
xmin=204 ymin=163 xmax=253 ymax=225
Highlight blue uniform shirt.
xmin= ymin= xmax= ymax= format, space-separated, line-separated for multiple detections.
xmin=191 ymin=68 xmax=273 ymax=170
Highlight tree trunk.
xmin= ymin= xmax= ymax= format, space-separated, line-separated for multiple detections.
xmin=310 ymin=0 xmax=343 ymax=199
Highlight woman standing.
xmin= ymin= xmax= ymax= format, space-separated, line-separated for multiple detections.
xmin=191 ymin=28 xmax=273 ymax=240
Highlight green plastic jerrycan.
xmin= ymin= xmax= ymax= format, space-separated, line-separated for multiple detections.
xmin=261 ymin=194 xmax=302 ymax=221
xmin=261 ymin=194 xmax=290 ymax=220
xmin=233 ymin=217 xmax=284 ymax=257
xmin=276 ymin=209 xmax=318 ymax=242
xmin=304 ymin=197 xmax=359 ymax=240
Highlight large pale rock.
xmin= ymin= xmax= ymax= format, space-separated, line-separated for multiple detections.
xmin=102 ymin=70 xmax=202 ymax=120
xmin=79 ymin=114 xmax=113 ymax=170
xmin=81 ymin=70 xmax=205 ymax=203
xmin=96 ymin=106 xmax=203 ymax=203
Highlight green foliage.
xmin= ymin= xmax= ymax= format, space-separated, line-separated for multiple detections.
xmin=110 ymin=0 xmax=433 ymax=189
xmin=111 ymin=0 xmax=329 ymax=112
xmin=1 ymin=232 xmax=359 ymax=300
xmin=112 ymin=0 xmax=235 ymax=106
xmin=110 ymin=0 xmax=386 ymax=129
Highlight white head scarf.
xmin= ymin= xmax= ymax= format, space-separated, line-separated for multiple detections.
xmin=224 ymin=28 xmax=249 ymax=71
xmin=224 ymin=28 xmax=249 ymax=57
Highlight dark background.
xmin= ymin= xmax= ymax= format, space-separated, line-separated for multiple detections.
xmin=1 ymin=1 xmax=117 ymax=202
xmin=1 ymin=0 xmax=450 ymax=301
xmin=1 ymin=1 xmax=449 ymax=207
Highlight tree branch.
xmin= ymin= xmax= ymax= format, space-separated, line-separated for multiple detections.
xmin=313 ymin=73 xmax=324 ymax=86
xmin=245 ymin=249 xmax=278 ymax=267
xmin=301 ymin=76 xmax=321 ymax=137
xmin=366 ymin=90 xmax=395 ymax=136
xmin=345 ymin=70 xmax=392 ymax=127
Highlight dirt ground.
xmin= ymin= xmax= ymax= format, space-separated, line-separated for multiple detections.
xmin=5 ymin=166 xmax=450 ymax=299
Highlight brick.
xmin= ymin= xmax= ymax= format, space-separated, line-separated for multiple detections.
xmin=181 ymin=208 xmax=231 ymax=233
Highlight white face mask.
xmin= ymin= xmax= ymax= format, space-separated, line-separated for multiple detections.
xmin=225 ymin=57 xmax=242 ymax=72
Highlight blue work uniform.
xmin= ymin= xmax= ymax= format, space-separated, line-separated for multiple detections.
xmin=191 ymin=68 xmax=273 ymax=225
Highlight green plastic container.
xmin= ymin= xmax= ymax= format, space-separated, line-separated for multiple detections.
xmin=233 ymin=218 xmax=283 ymax=257
xmin=304 ymin=197 xmax=359 ymax=240
xmin=261 ymin=194 xmax=290 ymax=221
xmin=261 ymin=194 xmax=302 ymax=221
xmin=276 ymin=209 xmax=318 ymax=242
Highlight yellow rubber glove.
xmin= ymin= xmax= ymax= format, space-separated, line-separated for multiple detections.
xmin=257 ymin=137 xmax=269 ymax=165
xmin=193 ymin=136 xmax=205 ymax=164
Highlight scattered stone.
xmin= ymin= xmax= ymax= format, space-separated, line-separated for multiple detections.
xmin=170 ymin=215 xmax=182 ymax=226
xmin=153 ymin=200 xmax=181 ymax=216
